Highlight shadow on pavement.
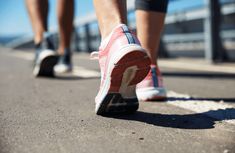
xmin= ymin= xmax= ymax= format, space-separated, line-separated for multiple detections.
xmin=167 ymin=97 xmax=235 ymax=103
xmin=162 ymin=72 xmax=235 ymax=79
xmin=108 ymin=108 xmax=235 ymax=129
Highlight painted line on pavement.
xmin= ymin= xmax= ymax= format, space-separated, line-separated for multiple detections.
xmin=72 ymin=66 xmax=100 ymax=78
xmin=159 ymin=60 xmax=235 ymax=74
xmin=9 ymin=51 xmax=100 ymax=78
xmin=167 ymin=91 xmax=235 ymax=125
xmin=10 ymin=51 xmax=235 ymax=74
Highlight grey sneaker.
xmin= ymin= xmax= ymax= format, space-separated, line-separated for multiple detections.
xmin=54 ymin=49 xmax=72 ymax=74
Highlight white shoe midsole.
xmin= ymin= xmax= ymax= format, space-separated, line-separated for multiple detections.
xmin=54 ymin=64 xmax=72 ymax=74
xmin=136 ymin=87 xmax=167 ymax=100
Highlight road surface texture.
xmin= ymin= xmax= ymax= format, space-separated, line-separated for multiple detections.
xmin=0 ymin=47 xmax=235 ymax=153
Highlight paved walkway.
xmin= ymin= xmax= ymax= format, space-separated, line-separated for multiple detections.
xmin=0 ymin=48 xmax=235 ymax=153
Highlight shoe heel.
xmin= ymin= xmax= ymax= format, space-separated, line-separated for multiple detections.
xmin=96 ymin=46 xmax=151 ymax=115
xmin=96 ymin=93 xmax=139 ymax=116
xmin=110 ymin=50 xmax=150 ymax=90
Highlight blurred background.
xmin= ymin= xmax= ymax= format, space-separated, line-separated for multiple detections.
xmin=0 ymin=0 xmax=235 ymax=63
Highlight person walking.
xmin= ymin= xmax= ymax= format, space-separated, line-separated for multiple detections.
xmin=92 ymin=0 xmax=168 ymax=115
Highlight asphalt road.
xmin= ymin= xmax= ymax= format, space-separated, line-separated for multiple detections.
xmin=0 ymin=48 xmax=235 ymax=153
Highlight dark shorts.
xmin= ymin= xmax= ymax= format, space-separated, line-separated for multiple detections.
xmin=135 ymin=0 xmax=169 ymax=13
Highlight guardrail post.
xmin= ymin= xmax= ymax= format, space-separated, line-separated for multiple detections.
xmin=159 ymin=39 xmax=169 ymax=58
xmin=84 ymin=24 xmax=91 ymax=52
xmin=204 ymin=0 xmax=228 ymax=62
xmin=71 ymin=27 xmax=80 ymax=52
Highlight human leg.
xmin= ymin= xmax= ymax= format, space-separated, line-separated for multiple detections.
xmin=57 ymin=0 xmax=74 ymax=54
xmin=26 ymin=0 xmax=58 ymax=77
xmin=135 ymin=0 xmax=168 ymax=65
xmin=93 ymin=0 xmax=127 ymax=39
xmin=93 ymin=0 xmax=151 ymax=115
xmin=25 ymin=0 xmax=48 ymax=44
xmin=135 ymin=0 xmax=169 ymax=101
xmin=54 ymin=0 xmax=74 ymax=73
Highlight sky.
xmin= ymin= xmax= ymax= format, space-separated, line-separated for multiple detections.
xmin=0 ymin=0 xmax=214 ymax=37
xmin=0 ymin=0 xmax=94 ymax=37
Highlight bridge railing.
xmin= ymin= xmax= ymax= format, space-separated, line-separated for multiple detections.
xmin=69 ymin=0 xmax=235 ymax=62
xmin=9 ymin=0 xmax=235 ymax=62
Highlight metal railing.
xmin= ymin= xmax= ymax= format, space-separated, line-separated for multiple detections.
xmin=8 ymin=0 xmax=235 ymax=62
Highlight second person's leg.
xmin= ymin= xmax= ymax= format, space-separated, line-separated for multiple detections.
xmin=26 ymin=0 xmax=58 ymax=77
xmin=25 ymin=0 xmax=48 ymax=44
xmin=57 ymin=0 xmax=74 ymax=54
xmin=54 ymin=0 xmax=74 ymax=73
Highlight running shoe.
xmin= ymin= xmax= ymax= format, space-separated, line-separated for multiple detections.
xmin=54 ymin=49 xmax=72 ymax=74
xmin=91 ymin=24 xmax=151 ymax=115
xmin=136 ymin=65 xmax=167 ymax=101
xmin=33 ymin=37 xmax=58 ymax=77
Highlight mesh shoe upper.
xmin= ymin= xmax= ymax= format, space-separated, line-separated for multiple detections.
xmin=97 ymin=24 xmax=141 ymax=88
xmin=137 ymin=65 xmax=164 ymax=89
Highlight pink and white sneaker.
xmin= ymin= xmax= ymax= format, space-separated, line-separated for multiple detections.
xmin=136 ymin=65 xmax=167 ymax=101
xmin=91 ymin=24 xmax=151 ymax=115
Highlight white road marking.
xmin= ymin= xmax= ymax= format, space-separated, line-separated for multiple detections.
xmin=72 ymin=66 xmax=100 ymax=78
xmin=159 ymin=60 xmax=235 ymax=74
xmin=10 ymin=51 xmax=100 ymax=78
xmin=10 ymin=51 xmax=33 ymax=61
xmin=10 ymin=51 xmax=235 ymax=74
xmin=8 ymin=51 xmax=235 ymax=125
xmin=167 ymin=91 xmax=235 ymax=125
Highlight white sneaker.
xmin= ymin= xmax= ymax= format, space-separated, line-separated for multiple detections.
xmin=54 ymin=50 xmax=72 ymax=74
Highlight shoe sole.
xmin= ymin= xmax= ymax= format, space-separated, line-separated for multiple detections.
xmin=97 ymin=93 xmax=139 ymax=116
xmin=54 ymin=64 xmax=73 ymax=74
xmin=33 ymin=50 xmax=58 ymax=77
xmin=96 ymin=45 xmax=151 ymax=115
xmin=137 ymin=87 xmax=167 ymax=101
